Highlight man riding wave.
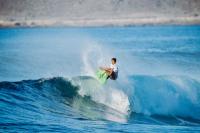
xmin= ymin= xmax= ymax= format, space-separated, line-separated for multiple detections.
xmin=100 ymin=58 xmax=118 ymax=80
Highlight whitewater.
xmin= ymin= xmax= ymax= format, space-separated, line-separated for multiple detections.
xmin=0 ymin=26 xmax=200 ymax=132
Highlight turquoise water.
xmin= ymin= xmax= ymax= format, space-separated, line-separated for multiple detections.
xmin=0 ymin=26 xmax=200 ymax=132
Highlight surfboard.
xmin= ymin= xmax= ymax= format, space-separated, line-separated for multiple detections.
xmin=96 ymin=69 xmax=109 ymax=84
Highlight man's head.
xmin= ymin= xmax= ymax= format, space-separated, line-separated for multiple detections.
xmin=111 ymin=58 xmax=117 ymax=64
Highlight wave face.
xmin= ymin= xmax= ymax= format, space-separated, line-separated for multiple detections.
xmin=0 ymin=26 xmax=200 ymax=132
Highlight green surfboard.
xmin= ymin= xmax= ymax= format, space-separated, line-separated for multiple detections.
xmin=96 ymin=69 xmax=109 ymax=84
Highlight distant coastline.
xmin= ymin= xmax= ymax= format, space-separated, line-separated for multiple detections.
xmin=0 ymin=0 xmax=200 ymax=27
xmin=1 ymin=16 xmax=200 ymax=27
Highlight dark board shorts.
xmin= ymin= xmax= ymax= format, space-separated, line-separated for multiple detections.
xmin=108 ymin=72 xmax=118 ymax=80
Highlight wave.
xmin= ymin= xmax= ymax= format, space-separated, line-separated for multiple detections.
xmin=0 ymin=75 xmax=200 ymax=124
xmin=0 ymin=76 xmax=129 ymax=123
xmin=129 ymin=75 xmax=200 ymax=120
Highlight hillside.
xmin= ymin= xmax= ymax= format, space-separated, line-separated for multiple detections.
xmin=0 ymin=0 xmax=200 ymax=26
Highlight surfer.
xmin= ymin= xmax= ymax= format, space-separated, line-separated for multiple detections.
xmin=100 ymin=58 xmax=118 ymax=80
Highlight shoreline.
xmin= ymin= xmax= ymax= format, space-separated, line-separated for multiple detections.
xmin=1 ymin=16 xmax=200 ymax=27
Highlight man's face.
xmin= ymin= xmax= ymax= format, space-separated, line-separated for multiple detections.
xmin=111 ymin=60 xmax=116 ymax=65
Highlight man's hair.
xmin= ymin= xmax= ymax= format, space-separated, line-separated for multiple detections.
xmin=112 ymin=58 xmax=117 ymax=63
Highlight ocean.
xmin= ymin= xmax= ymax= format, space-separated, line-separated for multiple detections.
xmin=0 ymin=26 xmax=200 ymax=132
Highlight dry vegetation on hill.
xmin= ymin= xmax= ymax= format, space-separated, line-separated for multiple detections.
xmin=0 ymin=0 xmax=200 ymax=26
